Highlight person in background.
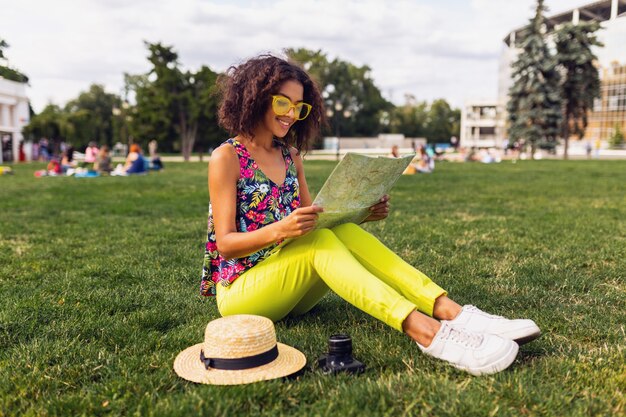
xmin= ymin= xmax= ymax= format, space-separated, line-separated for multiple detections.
xmin=593 ymin=138 xmax=601 ymax=159
xmin=148 ymin=139 xmax=164 ymax=170
xmin=425 ymin=145 xmax=436 ymax=170
xmin=61 ymin=146 xmax=76 ymax=174
xmin=18 ymin=141 xmax=26 ymax=162
xmin=38 ymin=137 xmax=50 ymax=161
xmin=124 ymin=144 xmax=147 ymax=174
xmin=390 ymin=145 xmax=417 ymax=175
xmin=148 ymin=139 xmax=158 ymax=159
xmin=84 ymin=141 xmax=99 ymax=164
xmin=45 ymin=158 xmax=62 ymax=175
xmin=413 ymin=145 xmax=433 ymax=173
xmin=95 ymin=145 xmax=112 ymax=174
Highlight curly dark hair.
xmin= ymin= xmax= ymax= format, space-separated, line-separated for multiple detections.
xmin=217 ymin=55 xmax=327 ymax=152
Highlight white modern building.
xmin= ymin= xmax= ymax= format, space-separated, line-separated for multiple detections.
xmin=460 ymin=101 xmax=505 ymax=149
xmin=461 ymin=0 xmax=626 ymax=149
xmin=0 ymin=76 xmax=30 ymax=163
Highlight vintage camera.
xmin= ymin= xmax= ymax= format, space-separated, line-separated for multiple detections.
xmin=318 ymin=334 xmax=366 ymax=375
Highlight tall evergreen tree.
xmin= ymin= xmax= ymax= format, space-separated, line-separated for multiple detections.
xmin=507 ymin=0 xmax=562 ymax=157
xmin=554 ymin=21 xmax=602 ymax=159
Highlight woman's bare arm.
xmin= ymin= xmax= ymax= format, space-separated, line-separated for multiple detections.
xmin=291 ymin=148 xmax=313 ymax=207
xmin=210 ymin=144 xmax=322 ymax=260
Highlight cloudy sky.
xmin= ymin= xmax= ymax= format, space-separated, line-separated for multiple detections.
xmin=2 ymin=0 xmax=589 ymax=112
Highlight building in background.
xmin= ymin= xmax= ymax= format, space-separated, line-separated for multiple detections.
xmin=460 ymin=101 xmax=505 ymax=149
xmin=0 ymin=77 xmax=30 ymax=163
xmin=461 ymin=0 xmax=626 ymax=149
xmin=589 ymin=61 xmax=626 ymax=141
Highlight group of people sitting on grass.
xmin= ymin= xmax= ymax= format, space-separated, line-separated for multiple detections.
xmin=34 ymin=142 xmax=163 ymax=177
xmin=461 ymin=147 xmax=502 ymax=164
xmin=389 ymin=145 xmax=436 ymax=175
xmin=389 ymin=144 xmax=505 ymax=168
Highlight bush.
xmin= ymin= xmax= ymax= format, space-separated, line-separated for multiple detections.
xmin=608 ymin=124 xmax=624 ymax=148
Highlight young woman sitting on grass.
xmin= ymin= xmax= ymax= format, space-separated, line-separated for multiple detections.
xmin=124 ymin=144 xmax=146 ymax=174
xmin=112 ymin=144 xmax=147 ymax=176
xmin=201 ymin=55 xmax=540 ymax=376
xmin=61 ymin=146 xmax=77 ymax=174
xmin=95 ymin=145 xmax=112 ymax=174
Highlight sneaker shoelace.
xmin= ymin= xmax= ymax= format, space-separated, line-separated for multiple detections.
xmin=440 ymin=324 xmax=484 ymax=349
xmin=465 ymin=305 xmax=504 ymax=320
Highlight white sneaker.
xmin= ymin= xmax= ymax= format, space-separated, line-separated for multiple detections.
xmin=416 ymin=322 xmax=518 ymax=376
xmin=449 ymin=305 xmax=541 ymax=345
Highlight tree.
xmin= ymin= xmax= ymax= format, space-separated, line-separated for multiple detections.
xmin=191 ymin=66 xmax=223 ymax=154
xmin=127 ymin=42 xmax=222 ymax=160
xmin=22 ymin=104 xmax=73 ymax=152
xmin=507 ymin=0 xmax=562 ymax=158
xmin=554 ymin=22 xmax=602 ymax=159
xmin=64 ymin=84 xmax=120 ymax=148
xmin=389 ymin=95 xmax=429 ymax=137
xmin=286 ymin=48 xmax=392 ymax=138
xmin=285 ymin=48 xmax=328 ymax=87
xmin=129 ymin=43 xmax=182 ymax=152
xmin=426 ymin=99 xmax=460 ymax=143
xmin=24 ymin=85 xmax=120 ymax=150
xmin=124 ymin=72 xmax=170 ymax=148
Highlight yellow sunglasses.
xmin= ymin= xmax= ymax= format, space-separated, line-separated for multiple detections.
xmin=271 ymin=95 xmax=312 ymax=121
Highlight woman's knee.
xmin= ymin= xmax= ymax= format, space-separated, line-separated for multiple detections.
xmin=295 ymin=228 xmax=348 ymax=261
xmin=308 ymin=228 xmax=341 ymax=247
xmin=332 ymin=223 xmax=373 ymax=246
xmin=332 ymin=222 xmax=361 ymax=235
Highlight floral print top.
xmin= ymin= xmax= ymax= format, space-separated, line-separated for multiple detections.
xmin=200 ymin=138 xmax=300 ymax=296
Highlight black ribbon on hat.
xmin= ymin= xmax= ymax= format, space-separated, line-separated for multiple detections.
xmin=200 ymin=345 xmax=279 ymax=370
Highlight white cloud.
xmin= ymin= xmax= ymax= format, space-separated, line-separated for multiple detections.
xmin=0 ymin=0 xmax=600 ymax=112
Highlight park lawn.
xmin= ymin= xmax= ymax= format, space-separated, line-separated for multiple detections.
xmin=0 ymin=159 xmax=624 ymax=417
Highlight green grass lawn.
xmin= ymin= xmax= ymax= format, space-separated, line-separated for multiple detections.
xmin=1 ymin=160 xmax=624 ymax=417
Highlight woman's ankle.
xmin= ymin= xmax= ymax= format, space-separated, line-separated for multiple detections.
xmin=433 ymin=296 xmax=462 ymax=321
xmin=403 ymin=311 xmax=441 ymax=347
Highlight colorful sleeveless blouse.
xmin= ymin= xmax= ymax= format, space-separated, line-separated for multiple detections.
xmin=200 ymin=138 xmax=300 ymax=296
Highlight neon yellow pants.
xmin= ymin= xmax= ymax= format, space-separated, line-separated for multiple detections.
xmin=216 ymin=223 xmax=447 ymax=332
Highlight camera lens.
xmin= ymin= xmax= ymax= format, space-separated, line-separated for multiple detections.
xmin=328 ymin=334 xmax=353 ymax=357
xmin=318 ymin=333 xmax=366 ymax=374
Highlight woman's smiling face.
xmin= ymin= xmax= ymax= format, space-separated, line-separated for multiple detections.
xmin=261 ymin=79 xmax=304 ymax=139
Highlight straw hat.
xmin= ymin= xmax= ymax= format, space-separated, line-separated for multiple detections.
xmin=174 ymin=315 xmax=306 ymax=385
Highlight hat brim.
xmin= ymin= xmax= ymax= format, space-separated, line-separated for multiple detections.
xmin=174 ymin=342 xmax=306 ymax=385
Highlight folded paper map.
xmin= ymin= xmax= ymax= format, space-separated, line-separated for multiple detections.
xmin=272 ymin=153 xmax=414 ymax=251
xmin=312 ymin=153 xmax=415 ymax=229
